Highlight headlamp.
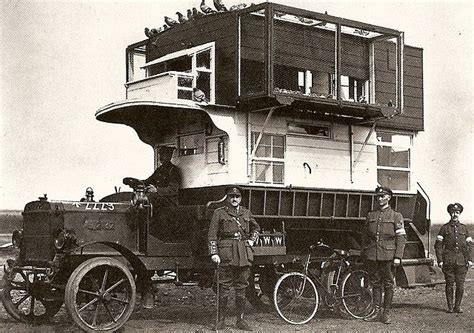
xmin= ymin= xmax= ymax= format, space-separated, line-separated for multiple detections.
xmin=12 ymin=229 xmax=23 ymax=248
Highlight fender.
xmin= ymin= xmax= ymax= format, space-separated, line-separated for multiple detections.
xmin=72 ymin=241 xmax=149 ymax=289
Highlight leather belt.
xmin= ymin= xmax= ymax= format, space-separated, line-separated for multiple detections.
xmin=220 ymin=232 xmax=245 ymax=241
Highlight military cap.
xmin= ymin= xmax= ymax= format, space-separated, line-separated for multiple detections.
xmin=447 ymin=202 xmax=463 ymax=214
xmin=226 ymin=186 xmax=242 ymax=196
xmin=375 ymin=186 xmax=393 ymax=197
xmin=158 ymin=146 xmax=175 ymax=154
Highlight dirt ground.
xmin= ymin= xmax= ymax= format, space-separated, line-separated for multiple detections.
xmin=0 ymin=247 xmax=473 ymax=332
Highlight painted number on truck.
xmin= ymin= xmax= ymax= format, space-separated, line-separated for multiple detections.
xmin=85 ymin=203 xmax=115 ymax=211
xmin=84 ymin=220 xmax=115 ymax=231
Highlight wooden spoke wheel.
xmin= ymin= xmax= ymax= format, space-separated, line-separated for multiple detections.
xmin=246 ymin=268 xmax=278 ymax=311
xmin=2 ymin=268 xmax=63 ymax=324
xmin=65 ymin=257 xmax=136 ymax=332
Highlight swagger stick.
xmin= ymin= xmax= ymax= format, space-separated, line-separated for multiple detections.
xmin=215 ymin=262 xmax=220 ymax=331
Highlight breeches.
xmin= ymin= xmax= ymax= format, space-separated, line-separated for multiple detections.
xmin=366 ymin=260 xmax=394 ymax=290
xmin=218 ymin=265 xmax=250 ymax=298
xmin=442 ymin=264 xmax=468 ymax=287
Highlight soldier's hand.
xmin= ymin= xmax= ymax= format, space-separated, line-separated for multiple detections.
xmin=438 ymin=261 xmax=443 ymax=268
xmin=211 ymin=254 xmax=221 ymax=265
xmin=247 ymin=240 xmax=254 ymax=247
xmin=146 ymin=185 xmax=157 ymax=193
xmin=393 ymin=258 xmax=401 ymax=266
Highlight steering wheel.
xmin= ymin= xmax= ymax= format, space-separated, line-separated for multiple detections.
xmin=123 ymin=177 xmax=145 ymax=190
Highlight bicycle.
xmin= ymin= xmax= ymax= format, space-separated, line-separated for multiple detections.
xmin=273 ymin=242 xmax=373 ymax=324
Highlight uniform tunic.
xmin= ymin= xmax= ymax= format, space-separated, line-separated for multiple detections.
xmin=435 ymin=221 xmax=472 ymax=266
xmin=208 ymin=206 xmax=260 ymax=267
xmin=362 ymin=206 xmax=406 ymax=261
xmin=144 ymin=162 xmax=181 ymax=206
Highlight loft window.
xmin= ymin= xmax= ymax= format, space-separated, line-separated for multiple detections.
xmin=250 ymin=132 xmax=285 ymax=184
xmin=141 ymin=42 xmax=215 ymax=102
xmin=335 ymin=75 xmax=368 ymax=102
xmin=376 ymin=132 xmax=412 ymax=191
xmin=288 ymin=123 xmax=331 ymax=138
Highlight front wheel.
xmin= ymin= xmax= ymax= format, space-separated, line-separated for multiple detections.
xmin=2 ymin=268 xmax=63 ymax=324
xmin=338 ymin=269 xmax=373 ymax=319
xmin=273 ymin=272 xmax=319 ymax=325
xmin=65 ymin=257 xmax=136 ymax=332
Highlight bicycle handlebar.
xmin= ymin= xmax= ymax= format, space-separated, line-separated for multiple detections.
xmin=309 ymin=242 xmax=350 ymax=258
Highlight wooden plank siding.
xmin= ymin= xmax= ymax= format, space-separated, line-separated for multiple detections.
xmin=375 ymin=43 xmax=424 ymax=130
xmin=144 ymin=9 xmax=423 ymax=131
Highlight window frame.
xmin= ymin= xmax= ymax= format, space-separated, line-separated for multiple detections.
xmin=250 ymin=132 xmax=285 ymax=184
xmin=376 ymin=131 xmax=413 ymax=192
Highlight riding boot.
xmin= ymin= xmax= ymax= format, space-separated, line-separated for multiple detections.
xmin=453 ymin=285 xmax=463 ymax=313
xmin=382 ymin=288 xmax=393 ymax=324
xmin=235 ymin=296 xmax=253 ymax=331
xmin=364 ymin=287 xmax=382 ymax=322
xmin=445 ymin=284 xmax=454 ymax=313
xmin=213 ymin=297 xmax=227 ymax=330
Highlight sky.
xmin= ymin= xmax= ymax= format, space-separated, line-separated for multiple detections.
xmin=0 ymin=0 xmax=473 ymax=223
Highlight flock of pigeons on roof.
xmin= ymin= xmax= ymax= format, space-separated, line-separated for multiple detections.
xmin=145 ymin=0 xmax=251 ymax=38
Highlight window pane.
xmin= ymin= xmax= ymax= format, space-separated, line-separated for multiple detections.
xmin=273 ymin=163 xmax=284 ymax=183
xmin=273 ymin=146 xmax=284 ymax=158
xmin=273 ymin=135 xmax=284 ymax=147
xmin=256 ymin=146 xmax=272 ymax=157
xmin=255 ymin=162 xmax=271 ymax=182
xmin=196 ymin=71 xmax=211 ymax=100
xmin=179 ymin=133 xmax=204 ymax=155
xmin=377 ymin=146 xmax=410 ymax=168
xmin=377 ymin=170 xmax=409 ymax=191
xmin=196 ymin=50 xmax=211 ymax=69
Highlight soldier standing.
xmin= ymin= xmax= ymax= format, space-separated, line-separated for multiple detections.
xmin=362 ymin=186 xmax=406 ymax=324
xmin=208 ymin=186 xmax=260 ymax=331
xmin=435 ymin=203 xmax=472 ymax=313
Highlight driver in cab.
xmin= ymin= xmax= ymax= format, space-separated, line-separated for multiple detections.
xmin=143 ymin=146 xmax=181 ymax=207
xmin=124 ymin=145 xmax=181 ymax=207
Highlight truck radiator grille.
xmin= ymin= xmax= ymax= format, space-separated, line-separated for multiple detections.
xmin=22 ymin=212 xmax=55 ymax=262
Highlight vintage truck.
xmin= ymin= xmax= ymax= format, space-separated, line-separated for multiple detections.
xmin=3 ymin=2 xmax=432 ymax=331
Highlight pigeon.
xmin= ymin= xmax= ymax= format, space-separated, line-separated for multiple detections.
xmin=193 ymin=88 xmax=209 ymax=103
xmin=229 ymin=3 xmax=247 ymax=11
xmin=214 ymin=0 xmax=228 ymax=12
xmin=144 ymin=27 xmax=152 ymax=38
xmin=354 ymin=28 xmax=369 ymax=36
xmin=162 ymin=24 xmax=169 ymax=31
xmin=144 ymin=27 xmax=160 ymax=38
xmin=187 ymin=9 xmax=193 ymax=20
xmin=193 ymin=7 xmax=204 ymax=18
xmin=387 ymin=100 xmax=394 ymax=107
xmin=164 ymin=16 xmax=178 ymax=27
xmin=176 ymin=12 xmax=188 ymax=23
xmin=298 ymin=16 xmax=313 ymax=24
xmin=200 ymin=0 xmax=216 ymax=14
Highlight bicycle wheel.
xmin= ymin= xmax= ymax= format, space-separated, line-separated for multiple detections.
xmin=273 ymin=272 xmax=319 ymax=324
xmin=339 ymin=269 xmax=373 ymax=319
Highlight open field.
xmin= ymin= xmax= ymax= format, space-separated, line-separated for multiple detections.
xmin=0 ymin=214 xmax=472 ymax=331
xmin=0 ymin=247 xmax=473 ymax=332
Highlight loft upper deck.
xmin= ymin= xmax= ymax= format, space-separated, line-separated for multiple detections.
xmin=121 ymin=2 xmax=423 ymax=131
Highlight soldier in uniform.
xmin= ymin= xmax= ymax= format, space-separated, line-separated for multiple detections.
xmin=208 ymin=186 xmax=260 ymax=331
xmin=435 ymin=203 xmax=472 ymax=313
xmin=362 ymin=186 xmax=406 ymax=324
xmin=142 ymin=145 xmax=181 ymax=207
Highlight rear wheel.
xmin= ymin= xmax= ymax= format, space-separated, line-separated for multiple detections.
xmin=338 ymin=269 xmax=373 ymax=319
xmin=246 ymin=268 xmax=278 ymax=311
xmin=2 ymin=268 xmax=63 ymax=324
xmin=65 ymin=257 xmax=136 ymax=332
xmin=273 ymin=272 xmax=319 ymax=325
